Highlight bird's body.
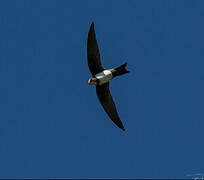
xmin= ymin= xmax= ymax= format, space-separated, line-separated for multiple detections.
xmin=87 ymin=22 xmax=129 ymax=131
xmin=88 ymin=69 xmax=113 ymax=85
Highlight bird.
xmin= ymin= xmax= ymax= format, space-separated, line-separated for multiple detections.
xmin=87 ymin=22 xmax=130 ymax=131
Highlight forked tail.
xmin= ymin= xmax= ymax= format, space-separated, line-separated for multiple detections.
xmin=112 ymin=62 xmax=130 ymax=77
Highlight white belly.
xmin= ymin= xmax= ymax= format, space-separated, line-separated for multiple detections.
xmin=95 ymin=70 xmax=113 ymax=85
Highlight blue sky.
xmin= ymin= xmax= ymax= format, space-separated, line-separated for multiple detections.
xmin=0 ymin=0 xmax=203 ymax=178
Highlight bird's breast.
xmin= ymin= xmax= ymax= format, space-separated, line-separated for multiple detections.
xmin=95 ymin=70 xmax=113 ymax=85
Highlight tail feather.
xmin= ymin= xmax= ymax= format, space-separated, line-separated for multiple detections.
xmin=113 ymin=62 xmax=130 ymax=77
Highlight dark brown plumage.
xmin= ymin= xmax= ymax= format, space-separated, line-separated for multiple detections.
xmin=87 ymin=22 xmax=104 ymax=76
xmin=96 ymin=83 xmax=125 ymax=131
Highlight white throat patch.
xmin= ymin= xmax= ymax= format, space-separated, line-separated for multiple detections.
xmin=95 ymin=70 xmax=113 ymax=85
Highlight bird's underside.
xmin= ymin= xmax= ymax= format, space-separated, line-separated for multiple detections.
xmin=87 ymin=22 xmax=128 ymax=131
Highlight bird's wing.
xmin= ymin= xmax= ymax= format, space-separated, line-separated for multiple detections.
xmin=87 ymin=22 xmax=104 ymax=76
xmin=96 ymin=83 xmax=125 ymax=131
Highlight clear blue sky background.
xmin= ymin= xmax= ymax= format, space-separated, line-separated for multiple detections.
xmin=0 ymin=0 xmax=203 ymax=178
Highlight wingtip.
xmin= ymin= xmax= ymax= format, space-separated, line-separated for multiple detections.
xmin=89 ymin=22 xmax=95 ymax=32
xmin=91 ymin=21 xmax=94 ymax=27
xmin=119 ymin=124 xmax=126 ymax=131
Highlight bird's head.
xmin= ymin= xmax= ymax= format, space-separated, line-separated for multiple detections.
xmin=88 ymin=77 xmax=98 ymax=85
